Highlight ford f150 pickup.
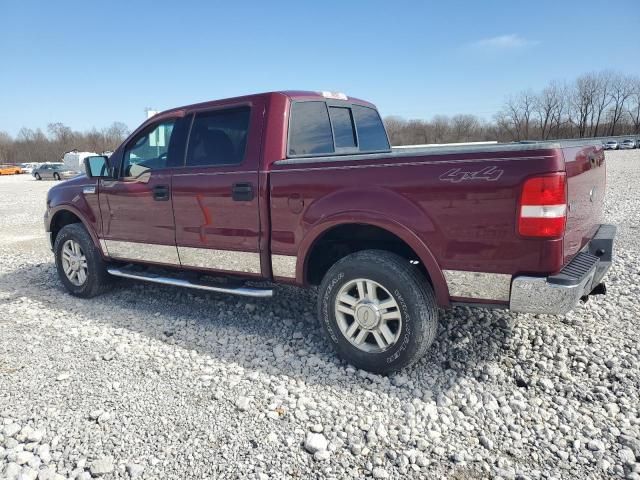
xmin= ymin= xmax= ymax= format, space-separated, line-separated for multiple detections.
xmin=44 ymin=91 xmax=615 ymax=373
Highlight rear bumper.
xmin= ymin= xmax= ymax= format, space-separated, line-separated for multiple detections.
xmin=510 ymin=224 xmax=616 ymax=315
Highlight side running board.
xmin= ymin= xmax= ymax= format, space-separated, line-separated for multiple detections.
xmin=106 ymin=267 xmax=273 ymax=298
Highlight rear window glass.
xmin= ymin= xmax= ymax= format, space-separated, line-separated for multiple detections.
xmin=288 ymin=102 xmax=334 ymax=156
xmin=353 ymin=105 xmax=390 ymax=151
xmin=329 ymin=107 xmax=356 ymax=149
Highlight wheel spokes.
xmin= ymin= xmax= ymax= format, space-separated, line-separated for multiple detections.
xmin=371 ymin=330 xmax=387 ymax=349
xmin=378 ymin=298 xmax=397 ymax=311
xmin=345 ymin=321 xmax=359 ymax=339
xmin=354 ymin=329 xmax=368 ymax=345
xmin=337 ymin=304 xmax=355 ymax=316
xmin=77 ymin=268 xmax=87 ymax=284
xmin=381 ymin=310 xmax=401 ymax=321
xmin=378 ymin=324 xmax=396 ymax=345
xmin=338 ymin=293 xmax=358 ymax=307
xmin=366 ymin=281 xmax=378 ymax=301
xmin=335 ymin=278 xmax=403 ymax=353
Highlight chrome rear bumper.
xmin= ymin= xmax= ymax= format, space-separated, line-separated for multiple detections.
xmin=510 ymin=224 xmax=616 ymax=315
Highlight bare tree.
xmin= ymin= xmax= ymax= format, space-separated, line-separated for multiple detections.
xmin=0 ymin=121 xmax=130 ymax=165
xmin=571 ymin=74 xmax=599 ymax=137
xmin=608 ymin=74 xmax=634 ymax=135
xmin=590 ymin=71 xmax=613 ymax=137
xmin=450 ymin=114 xmax=480 ymax=142
xmin=627 ymin=78 xmax=640 ymax=134
xmin=0 ymin=131 xmax=14 ymax=163
xmin=535 ymin=82 xmax=563 ymax=140
xmin=103 ymin=122 xmax=130 ymax=150
xmin=496 ymin=91 xmax=535 ymax=140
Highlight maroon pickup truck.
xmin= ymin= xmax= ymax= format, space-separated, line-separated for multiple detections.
xmin=45 ymin=91 xmax=615 ymax=373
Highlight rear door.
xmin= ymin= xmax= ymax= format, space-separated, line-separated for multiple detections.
xmin=172 ymin=101 xmax=265 ymax=277
xmin=98 ymin=117 xmax=188 ymax=266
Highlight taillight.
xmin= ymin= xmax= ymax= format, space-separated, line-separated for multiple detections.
xmin=518 ymin=173 xmax=567 ymax=238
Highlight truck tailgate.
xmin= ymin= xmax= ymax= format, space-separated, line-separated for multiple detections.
xmin=563 ymin=145 xmax=606 ymax=265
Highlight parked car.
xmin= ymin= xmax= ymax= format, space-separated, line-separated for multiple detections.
xmin=19 ymin=163 xmax=38 ymax=174
xmin=0 ymin=164 xmax=22 ymax=175
xmin=619 ymin=139 xmax=636 ymax=150
xmin=43 ymin=91 xmax=616 ymax=373
xmin=604 ymin=141 xmax=619 ymax=150
xmin=33 ymin=163 xmax=81 ymax=180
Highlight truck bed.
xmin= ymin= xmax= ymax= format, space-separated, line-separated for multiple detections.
xmin=269 ymin=139 xmax=606 ymax=305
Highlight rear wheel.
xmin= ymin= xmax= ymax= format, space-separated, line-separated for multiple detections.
xmin=34 ymin=173 xmax=41 ymax=180
xmin=54 ymin=223 xmax=112 ymax=298
xmin=53 ymin=172 xmax=61 ymax=180
xmin=318 ymin=250 xmax=438 ymax=374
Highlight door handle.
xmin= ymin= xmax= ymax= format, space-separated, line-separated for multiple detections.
xmin=232 ymin=182 xmax=254 ymax=201
xmin=153 ymin=185 xmax=170 ymax=201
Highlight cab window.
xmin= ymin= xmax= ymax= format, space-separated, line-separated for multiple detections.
xmin=185 ymin=107 xmax=251 ymax=167
xmin=288 ymin=102 xmax=334 ymax=156
xmin=352 ymin=105 xmax=390 ymax=152
xmin=123 ymin=120 xmax=176 ymax=177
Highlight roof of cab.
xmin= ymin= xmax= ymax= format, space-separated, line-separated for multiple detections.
xmin=157 ymin=91 xmax=377 ymax=117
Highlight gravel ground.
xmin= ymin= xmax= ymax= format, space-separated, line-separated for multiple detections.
xmin=1 ymin=151 xmax=639 ymax=480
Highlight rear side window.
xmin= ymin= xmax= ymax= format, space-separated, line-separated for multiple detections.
xmin=288 ymin=102 xmax=334 ymax=156
xmin=186 ymin=107 xmax=250 ymax=167
xmin=329 ymin=107 xmax=356 ymax=149
xmin=352 ymin=105 xmax=390 ymax=152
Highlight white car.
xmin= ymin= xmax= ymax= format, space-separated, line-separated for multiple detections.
xmin=604 ymin=141 xmax=619 ymax=150
xmin=19 ymin=163 xmax=38 ymax=174
xmin=619 ymin=139 xmax=636 ymax=150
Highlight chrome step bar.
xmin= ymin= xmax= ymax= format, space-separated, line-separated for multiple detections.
xmin=107 ymin=267 xmax=273 ymax=298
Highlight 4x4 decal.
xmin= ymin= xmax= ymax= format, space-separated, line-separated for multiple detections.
xmin=439 ymin=166 xmax=504 ymax=183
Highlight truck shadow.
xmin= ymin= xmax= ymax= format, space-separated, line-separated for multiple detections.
xmin=0 ymin=262 xmax=518 ymax=399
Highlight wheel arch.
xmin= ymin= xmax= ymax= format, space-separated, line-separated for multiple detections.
xmin=49 ymin=206 xmax=101 ymax=252
xmin=298 ymin=214 xmax=449 ymax=307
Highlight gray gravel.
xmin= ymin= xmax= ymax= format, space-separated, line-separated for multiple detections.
xmin=1 ymin=150 xmax=639 ymax=479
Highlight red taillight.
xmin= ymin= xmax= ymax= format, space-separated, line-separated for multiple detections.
xmin=518 ymin=173 xmax=567 ymax=238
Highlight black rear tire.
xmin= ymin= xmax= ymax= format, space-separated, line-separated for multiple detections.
xmin=53 ymin=172 xmax=60 ymax=180
xmin=317 ymin=250 xmax=438 ymax=374
xmin=54 ymin=223 xmax=113 ymax=298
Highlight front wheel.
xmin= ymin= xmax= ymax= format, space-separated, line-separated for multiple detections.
xmin=54 ymin=223 xmax=112 ymax=298
xmin=34 ymin=173 xmax=41 ymax=180
xmin=318 ymin=250 xmax=438 ymax=374
xmin=53 ymin=172 xmax=60 ymax=180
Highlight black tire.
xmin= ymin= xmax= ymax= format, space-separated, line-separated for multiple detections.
xmin=34 ymin=173 xmax=41 ymax=180
xmin=53 ymin=172 xmax=60 ymax=180
xmin=317 ymin=250 xmax=438 ymax=374
xmin=54 ymin=223 xmax=113 ymax=298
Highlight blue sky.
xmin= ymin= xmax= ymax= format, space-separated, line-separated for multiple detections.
xmin=1 ymin=0 xmax=638 ymax=136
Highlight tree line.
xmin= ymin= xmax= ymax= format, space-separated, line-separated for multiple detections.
xmin=0 ymin=122 xmax=130 ymax=165
xmin=1 ymin=70 xmax=639 ymax=164
xmin=385 ymin=71 xmax=640 ymax=146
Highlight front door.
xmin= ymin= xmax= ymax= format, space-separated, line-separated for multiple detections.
xmin=171 ymin=104 xmax=263 ymax=277
xmin=98 ymin=117 xmax=187 ymax=266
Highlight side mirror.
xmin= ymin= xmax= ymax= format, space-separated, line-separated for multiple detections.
xmin=83 ymin=156 xmax=111 ymax=179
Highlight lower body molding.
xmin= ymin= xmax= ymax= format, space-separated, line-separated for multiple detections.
xmin=443 ymin=269 xmax=512 ymax=301
xmin=102 ymin=239 xmax=262 ymax=274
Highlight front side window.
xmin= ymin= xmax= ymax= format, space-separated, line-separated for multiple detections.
xmin=352 ymin=105 xmax=390 ymax=152
xmin=123 ymin=120 xmax=176 ymax=177
xmin=186 ymin=107 xmax=251 ymax=167
xmin=288 ymin=102 xmax=334 ymax=156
